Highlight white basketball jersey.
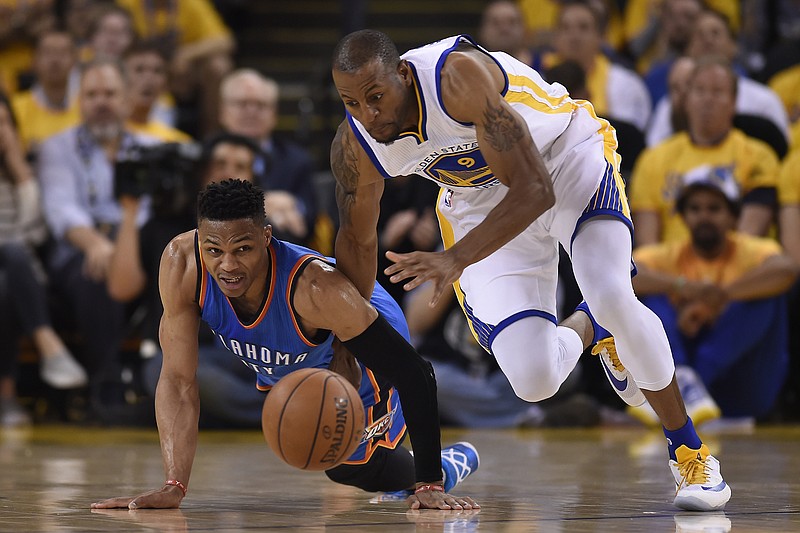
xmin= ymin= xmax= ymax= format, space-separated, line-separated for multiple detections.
xmin=346 ymin=34 xmax=613 ymax=193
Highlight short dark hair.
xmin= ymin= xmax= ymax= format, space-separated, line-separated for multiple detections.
xmin=332 ymin=29 xmax=400 ymax=73
xmin=676 ymin=184 xmax=740 ymax=218
xmin=122 ymin=40 xmax=168 ymax=64
xmin=197 ymin=179 xmax=266 ymax=225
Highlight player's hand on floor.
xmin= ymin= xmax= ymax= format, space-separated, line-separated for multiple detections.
xmin=407 ymin=485 xmax=480 ymax=510
xmin=90 ymin=485 xmax=185 ymax=509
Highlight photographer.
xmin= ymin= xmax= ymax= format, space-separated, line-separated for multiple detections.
xmin=37 ymin=60 xmax=159 ymax=418
xmin=107 ymin=132 xmax=266 ymax=427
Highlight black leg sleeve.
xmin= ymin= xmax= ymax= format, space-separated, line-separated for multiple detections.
xmin=343 ymin=314 xmax=442 ymax=484
xmin=325 ymin=444 xmax=415 ymax=492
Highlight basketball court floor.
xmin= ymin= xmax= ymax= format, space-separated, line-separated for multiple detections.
xmin=1 ymin=424 xmax=798 ymax=532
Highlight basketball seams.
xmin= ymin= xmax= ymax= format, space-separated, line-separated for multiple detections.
xmin=302 ymin=373 xmax=332 ymax=469
xmin=275 ymin=368 xmax=327 ymax=465
xmin=265 ymin=368 xmax=364 ymax=470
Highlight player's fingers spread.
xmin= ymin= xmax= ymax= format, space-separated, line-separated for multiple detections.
xmin=461 ymin=496 xmax=480 ymax=508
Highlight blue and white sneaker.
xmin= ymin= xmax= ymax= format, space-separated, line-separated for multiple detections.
xmin=671 ymin=444 xmax=731 ymax=511
xmin=576 ymin=301 xmax=646 ymax=407
xmin=441 ymin=442 xmax=480 ymax=492
xmin=371 ymin=442 xmax=480 ymax=502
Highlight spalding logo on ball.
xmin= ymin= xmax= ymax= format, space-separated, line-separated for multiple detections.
xmin=262 ymin=368 xmax=366 ymax=470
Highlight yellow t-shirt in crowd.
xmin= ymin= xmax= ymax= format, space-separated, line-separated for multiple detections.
xmin=634 ymin=232 xmax=781 ymax=287
xmin=768 ymin=64 xmax=800 ymax=122
xmin=115 ymin=0 xmax=231 ymax=45
xmin=778 ymin=149 xmax=800 ymax=206
xmin=629 ymin=129 xmax=780 ymax=244
xmin=518 ymin=0 xmax=625 ymax=51
xmin=10 ymin=90 xmax=81 ymax=153
xmin=0 ymin=42 xmax=33 ymax=95
xmin=127 ymin=120 xmax=191 ymax=143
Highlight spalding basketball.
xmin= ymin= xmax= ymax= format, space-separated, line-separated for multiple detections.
xmin=262 ymin=368 xmax=365 ymax=471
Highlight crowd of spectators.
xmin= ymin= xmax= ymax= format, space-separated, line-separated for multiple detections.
xmin=2 ymin=0 xmax=800 ymax=432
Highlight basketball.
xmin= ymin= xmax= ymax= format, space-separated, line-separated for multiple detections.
xmin=262 ymin=368 xmax=365 ymax=471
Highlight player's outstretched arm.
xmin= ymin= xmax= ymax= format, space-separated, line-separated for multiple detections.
xmin=330 ymin=120 xmax=385 ymax=300
xmin=91 ymin=232 xmax=202 ymax=510
xmin=294 ymin=262 xmax=478 ymax=510
xmin=384 ymin=50 xmax=555 ymax=305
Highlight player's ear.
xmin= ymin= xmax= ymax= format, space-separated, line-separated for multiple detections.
xmin=263 ymin=224 xmax=272 ymax=246
xmin=398 ymin=60 xmax=411 ymax=84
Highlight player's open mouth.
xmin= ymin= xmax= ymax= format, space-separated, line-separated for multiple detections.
xmin=220 ymin=275 xmax=244 ymax=287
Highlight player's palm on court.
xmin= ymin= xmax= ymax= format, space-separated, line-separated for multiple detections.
xmin=91 ymin=486 xmax=184 ymax=510
xmin=384 ymin=250 xmax=463 ymax=306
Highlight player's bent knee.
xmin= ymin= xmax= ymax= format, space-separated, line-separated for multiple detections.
xmin=507 ymin=376 xmax=560 ymax=403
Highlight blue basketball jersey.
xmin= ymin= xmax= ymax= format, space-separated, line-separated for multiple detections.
xmin=196 ymin=236 xmax=408 ymax=462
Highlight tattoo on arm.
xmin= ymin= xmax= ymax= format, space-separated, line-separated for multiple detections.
xmin=331 ymin=126 xmax=360 ymax=220
xmin=482 ymin=98 xmax=524 ymax=152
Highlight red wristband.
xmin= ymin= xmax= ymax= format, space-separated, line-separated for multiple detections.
xmin=414 ymin=484 xmax=445 ymax=494
xmin=165 ymin=479 xmax=187 ymax=496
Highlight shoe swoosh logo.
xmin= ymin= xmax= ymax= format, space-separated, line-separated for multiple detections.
xmin=601 ymin=359 xmax=629 ymax=391
xmin=701 ymin=481 xmax=728 ymax=492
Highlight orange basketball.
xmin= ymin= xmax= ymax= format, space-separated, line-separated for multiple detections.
xmin=262 ymin=368 xmax=365 ymax=471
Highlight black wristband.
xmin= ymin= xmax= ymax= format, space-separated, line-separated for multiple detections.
xmin=343 ymin=314 xmax=443 ymax=484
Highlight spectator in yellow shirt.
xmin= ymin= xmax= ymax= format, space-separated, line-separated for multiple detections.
xmin=632 ymin=173 xmax=797 ymax=423
xmin=630 ymin=56 xmax=780 ymax=247
xmin=10 ymin=30 xmax=80 ymax=158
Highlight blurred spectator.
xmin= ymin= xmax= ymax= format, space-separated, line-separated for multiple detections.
xmin=518 ymin=0 xmax=625 ymax=53
xmin=647 ymin=10 xmax=790 ymax=147
xmin=767 ymin=63 xmax=800 ymax=124
xmin=0 ymin=93 xmax=87 ymax=426
xmin=116 ymin=0 xmax=234 ymax=136
xmin=543 ymin=0 xmax=651 ymax=131
xmin=37 ymin=60 xmax=157 ymax=414
xmin=83 ymin=3 xmax=135 ymax=62
xmin=11 ymin=30 xmax=80 ymax=157
xmin=778 ymin=144 xmax=800 ymax=421
xmin=631 ymin=174 xmax=797 ymax=424
xmin=107 ymin=132 xmax=264 ymax=428
xmin=405 ymin=280 xmax=600 ymax=429
xmin=218 ymin=69 xmax=317 ymax=246
xmin=375 ymin=175 xmax=440 ymax=306
xmin=478 ymin=0 xmax=533 ymax=65
xmin=631 ymin=57 xmax=780 ymax=247
xmin=0 ymin=0 xmax=56 ymax=94
xmin=625 ymin=0 xmax=703 ymax=106
xmin=122 ymin=42 xmax=190 ymax=142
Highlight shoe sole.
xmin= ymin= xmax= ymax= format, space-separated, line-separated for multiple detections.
xmin=674 ymin=485 xmax=731 ymax=511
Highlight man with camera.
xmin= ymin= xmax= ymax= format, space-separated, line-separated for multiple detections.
xmin=108 ymin=133 xmax=268 ymax=427
xmin=37 ymin=59 xmax=159 ymax=418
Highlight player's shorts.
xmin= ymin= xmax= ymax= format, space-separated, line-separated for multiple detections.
xmin=342 ymin=280 xmax=407 ymax=465
xmin=343 ymin=365 xmax=406 ymax=465
xmin=435 ymin=111 xmax=630 ymax=354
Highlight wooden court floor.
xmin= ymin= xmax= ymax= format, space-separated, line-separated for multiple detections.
xmin=1 ymin=424 xmax=798 ymax=532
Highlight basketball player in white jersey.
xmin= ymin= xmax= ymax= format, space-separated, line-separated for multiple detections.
xmin=330 ymin=30 xmax=730 ymax=511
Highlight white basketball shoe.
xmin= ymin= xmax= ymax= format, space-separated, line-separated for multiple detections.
xmin=670 ymin=444 xmax=731 ymax=511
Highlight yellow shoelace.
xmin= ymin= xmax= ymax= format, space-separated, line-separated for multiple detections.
xmin=676 ymin=452 xmax=710 ymax=495
xmin=590 ymin=338 xmax=624 ymax=371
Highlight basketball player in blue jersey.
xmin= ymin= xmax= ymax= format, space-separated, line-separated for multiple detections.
xmin=91 ymin=179 xmax=479 ymax=511
xmin=330 ymin=30 xmax=730 ymax=511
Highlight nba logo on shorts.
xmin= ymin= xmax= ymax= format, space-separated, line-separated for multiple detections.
xmin=444 ymin=189 xmax=453 ymax=208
